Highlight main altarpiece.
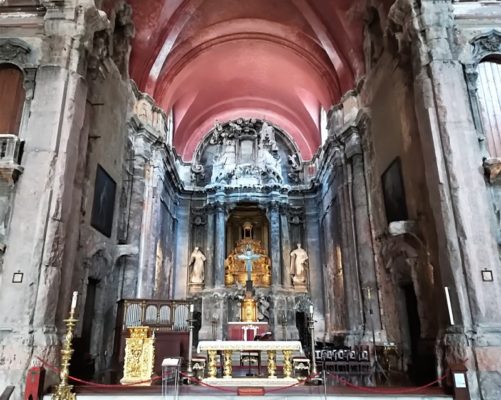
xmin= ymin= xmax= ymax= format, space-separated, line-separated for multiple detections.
xmin=181 ymin=118 xmax=323 ymax=343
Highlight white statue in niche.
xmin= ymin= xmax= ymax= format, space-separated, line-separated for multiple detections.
xmin=290 ymin=243 xmax=308 ymax=286
xmin=189 ymin=247 xmax=206 ymax=284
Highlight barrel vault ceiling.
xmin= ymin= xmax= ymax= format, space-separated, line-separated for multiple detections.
xmin=125 ymin=0 xmax=391 ymax=161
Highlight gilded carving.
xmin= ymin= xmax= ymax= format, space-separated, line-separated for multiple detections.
xmin=224 ymin=238 xmax=271 ymax=287
xmin=207 ymin=350 xmax=217 ymax=378
xmin=121 ymin=327 xmax=155 ymax=385
xmin=241 ymin=298 xmax=257 ymax=322
xmin=223 ymin=350 xmax=233 ymax=378
xmin=282 ymin=350 xmax=293 ymax=378
xmin=267 ymin=350 xmax=277 ymax=378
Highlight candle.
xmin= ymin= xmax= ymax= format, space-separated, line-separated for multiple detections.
xmin=309 ymin=305 xmax=314 ymax=314
xmin=70 ymin=291 xmax=78 ymax=313
xmin=190 ymin=304 xmax=194 ymax=313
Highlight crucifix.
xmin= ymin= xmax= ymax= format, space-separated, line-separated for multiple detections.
xmin=237 ymin=245 xmax=260 ymax=292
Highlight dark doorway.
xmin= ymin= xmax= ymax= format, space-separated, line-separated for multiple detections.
xmin=296 ymin=311 xmax=310 ymax=357
xmin=403 ymin=283 xmax=435 ymax=385
xmin=70 ymin=279 xmax=99 ymax=381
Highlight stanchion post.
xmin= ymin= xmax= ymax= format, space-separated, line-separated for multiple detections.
xmin=53 ymin=291 xmax=78 ymax=400
xmin=308 ymin=305 xmax=322 ymax=384
xmin=186 ymin=304 xmax=195 ymax=382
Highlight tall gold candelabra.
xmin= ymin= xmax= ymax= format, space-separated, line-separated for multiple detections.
xmin=53 ymin=291 xmax=78 ymax=400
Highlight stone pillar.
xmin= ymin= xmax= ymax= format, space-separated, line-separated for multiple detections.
xmin=334 ymin=146 xmax=364 ymax=341
xmin=0 ymin=65 xmax=88 ymax=390
xmin=269 ymin=201 xmax=282 ymax=286
xmin=136 ymin=161 xmax=155 ymax=298
xmin=173 ymin=203 xmax=190 ymax=299
xmin=344 ymin=128 xmax=382 ymax=335
xmin=204 ymin=206 xmax=215 ymax=289
xmin=214 ymin=202 xmax=226 ymax=287
xmin=395 ymin=1 xmax=501 ymax=396
xmin=304 ymin=197 xmax=325 ymax=339
xmin=280 ymin=205 xmax=292 ymax=288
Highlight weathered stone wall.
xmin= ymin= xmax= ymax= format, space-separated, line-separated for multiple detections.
xmin=358 ymin=0 xmax=501 ymax=397
xmin=0 ymin=2 xmax=100 ymax=395
xmin=0 ymin=0 xmax=139 ymax=393
xmin=74 ymin=46 xmax=130 ymax=380
xmin=361 ymin=47 xmax=440 ymax=374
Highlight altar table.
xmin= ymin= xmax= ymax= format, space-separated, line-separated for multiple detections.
xmin=197 ymin=340 xmax=303 ymax=379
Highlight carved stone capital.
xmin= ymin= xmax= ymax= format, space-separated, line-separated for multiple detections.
xmin=464 ymin=64 xmax=478 ymax=88
xmin=343 ymin=128 xmax=362 ymax=160
xmin=214 ymin=201 xmax=226 ymax=214
xmin=269 ymin=201 xmax=280 ymax=213
xmin=332 ymin=146 xmax=345 ymax=168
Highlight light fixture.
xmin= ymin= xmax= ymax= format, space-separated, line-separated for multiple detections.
xmin=12 ymin=270 xmax=23 ymax=283
xmin=481 ymin=269 xmax=493 ymax=282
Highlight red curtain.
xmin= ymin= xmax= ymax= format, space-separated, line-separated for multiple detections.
xmin=0 ymin=65 xmax=25 ymax=135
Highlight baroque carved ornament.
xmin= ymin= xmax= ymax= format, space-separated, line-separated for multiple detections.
xmin=472 ymin=30 xmax=501 ymax=63
xmin=0 ymin=38 xmax=31 ymax=65
xmin=192 ymin=118 xmax=302 ymax=188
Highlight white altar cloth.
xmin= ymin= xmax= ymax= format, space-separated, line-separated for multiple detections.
xmin=197 ymin=340 xmax=303 ymax=353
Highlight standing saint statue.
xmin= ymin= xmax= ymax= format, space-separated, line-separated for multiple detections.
xmin=189 ymin=247 xmax=206 ymax=284
xmin=290 ymin=243 xmax=308 ymax=286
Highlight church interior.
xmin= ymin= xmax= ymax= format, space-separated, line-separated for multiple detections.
xmin=1 ymin=0 xmax=501 ymax=399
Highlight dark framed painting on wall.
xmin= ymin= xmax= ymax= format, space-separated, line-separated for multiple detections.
xmin=381 ymin=157 xmax=408 ymax=223
xmin=90 ymin=164 xmax=116 ymax=238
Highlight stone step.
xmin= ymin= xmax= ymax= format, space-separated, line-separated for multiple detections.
xmin=45 ymin=394 xmax=453 ymax=400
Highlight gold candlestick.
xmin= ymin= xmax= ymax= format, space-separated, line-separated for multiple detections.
xmin=53 ymin=292 xmax=78 ymax=400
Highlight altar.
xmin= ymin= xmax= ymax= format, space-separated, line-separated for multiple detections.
xmin=196 ymin=340 xmax=303 ymax=380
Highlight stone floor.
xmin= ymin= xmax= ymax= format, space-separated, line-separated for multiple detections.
xmin=40 ymin=382 xmax=453 ymax=400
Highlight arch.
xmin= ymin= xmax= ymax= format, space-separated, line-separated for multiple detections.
xmin=0 ymin=63 xmax=25 ymax=135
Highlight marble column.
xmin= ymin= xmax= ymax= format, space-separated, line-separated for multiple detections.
xmin=304 ymin=196 xmax=325 ymax=338
xmin=334 ymin=147 xmax=363 ymax=341
xmin=214 ymin=202 xmax=226 ymax=287
xmin=269 ymin=201 xmax=282 ymax=286
xmin=137 ymin=162 xmax=155 ymax=298
xmin=173 ymin=203 xmax=190 ymax=299
xmin=280 ymin=205 xmax=292 ymax=288
xmin=204 ymin=205 xmax=215 ymax=289
xmin=345 ymin=128 xmax=382 ymax=335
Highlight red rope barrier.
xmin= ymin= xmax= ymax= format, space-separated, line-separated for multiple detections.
xmin=178 ymin=370 xmax=324 ymax=394
xmin=37 ymin=354 xmax=446 ymax=396
xmin=178 ymin=371 xmax=237 ymax=393
xmin=35 ymin=356 xmax=161 ymax=388
xmin=325 ymin=370 xmax=449 ymax=395
xmin=263 ymin=373 xmax=319 ymax=393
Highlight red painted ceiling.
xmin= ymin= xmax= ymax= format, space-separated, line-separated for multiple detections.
xmin=126 ymin=0 xmax=388 ymax=161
